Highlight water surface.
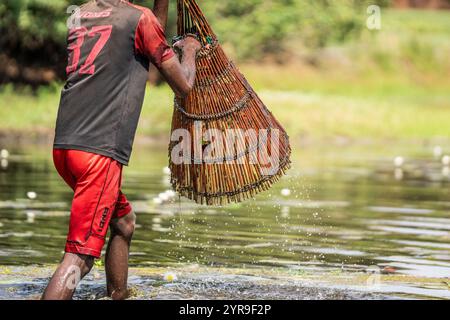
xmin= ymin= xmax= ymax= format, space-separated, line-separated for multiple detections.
xmin=0 ymin=142 xmax=449 ymax=299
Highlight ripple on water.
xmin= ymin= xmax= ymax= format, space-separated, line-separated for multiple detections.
xmin=368 ymin=207 xmax=435 ymax=215
xmin=392 ymin=240 xmax=450 ymax=250
xmin=0 ymin=201 xmax=67 ymax=210
xmin=375 ymin=256 xmax=450 ymax=278
xmin=302 ymin=247 xmax=366 ymax=257
xmin=368 ymin=219 xmax=450 ymax=231
xmin=369 ymin=225 xmax=449 ymax=237
xmin=0 ymin=249 xmax=44 ymax=257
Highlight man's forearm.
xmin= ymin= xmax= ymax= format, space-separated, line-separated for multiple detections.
xmin=159 ymin=37 xmax=200 ymax=98
xmin=153 ymin=0 xmax=169 ymax=30
xmin=180 ymin=48 xmax=197 ymax=93
xmin=159 ymin=49 xmax=197 ymax=98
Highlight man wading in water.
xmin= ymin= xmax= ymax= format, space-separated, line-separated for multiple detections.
xmin=42 ymin=0 xmax=200 ymax=300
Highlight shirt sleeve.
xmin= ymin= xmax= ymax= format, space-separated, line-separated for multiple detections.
xmin=135 ymin=8 xmax=175 ymax=68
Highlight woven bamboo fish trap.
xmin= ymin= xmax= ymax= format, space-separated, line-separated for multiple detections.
xmin=169 ymin=0 xmax=291 ymax=205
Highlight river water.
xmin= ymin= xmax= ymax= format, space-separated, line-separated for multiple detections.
xmin=0 ymin=141 xmax=449 ymax=299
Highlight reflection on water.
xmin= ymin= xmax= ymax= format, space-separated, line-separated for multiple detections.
xmin=0 ymin=142 xmax=449 ymax=299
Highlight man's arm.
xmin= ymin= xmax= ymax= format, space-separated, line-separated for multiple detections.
xmin=153 ymin=0 xmax=169 ymax=30
xmin=134 ymin=7 xmax=200 ymax=97
xmin=158 ymin=37 xmax=201 ymax=98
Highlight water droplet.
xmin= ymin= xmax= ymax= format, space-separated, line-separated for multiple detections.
xmin=433 ymin=146 xmax=443 ymax=158
xmin=26 ymin=211 xmax=36 ymax=223
xmin=281 ymin=188 xmax=291 ymax=197
xmin=442 ymin=155 xmax=450 ymax=166
xmin=394 ymin=156 xmax=404 ymax=168
xmin=164 ymin=190 xmax=176 ymax=199
xmin=281 ymin=206 xmax=290 ymax=218
xmin=153 ymin=217 xmax=162 ymax=224
xmin=159 ymin=192 xmax=170 ymax=202
xmin=27 ymin=191 xmax=37 ymax=200
xmin=0 ymin=149 xmax=9 ymax=159
xmin=394 ymin=168 xmax=404 ymax=181
xmin=0 ymin=159 xmax=8 ymax=169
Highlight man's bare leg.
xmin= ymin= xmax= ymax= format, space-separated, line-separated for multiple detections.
xmin=105 ymin=212 xmax=136 ymax=300
xmin=42 ymin=253 xmax=94 ymax=300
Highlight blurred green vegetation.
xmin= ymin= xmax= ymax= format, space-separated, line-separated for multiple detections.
xmin=195 ymin=0 xmax=377 ymax=59
xmin=1 ymin=9 xmax=449 ymax=141
xmin=0 ymin=3 xmax=449 ymax=141
xmin=0 ymin=0 xmax=380 ymax=84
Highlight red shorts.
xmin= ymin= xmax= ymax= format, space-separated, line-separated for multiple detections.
xmin=53 ymin=149 xmax=132 ymax=258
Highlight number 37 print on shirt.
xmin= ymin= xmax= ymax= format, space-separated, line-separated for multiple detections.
xmin=55 ymin=0 xmax=174 ymax=166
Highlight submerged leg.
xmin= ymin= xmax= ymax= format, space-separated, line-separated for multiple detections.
xmin=42 ymin=253 xmax=94 ymax=300
xmin=105 ymin=212 xmax=136 ymax=300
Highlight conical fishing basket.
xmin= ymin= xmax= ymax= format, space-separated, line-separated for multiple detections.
xmin=169 ymin=0 xmax=291 ymax=205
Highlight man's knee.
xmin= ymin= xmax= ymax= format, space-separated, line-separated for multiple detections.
xmin=83 ymin=256 xmax=95 ymax=275
xmin=63 ymin=253 xmax=95 ymax=275
xmin=110 ymin=212 xmax=136 ymax=240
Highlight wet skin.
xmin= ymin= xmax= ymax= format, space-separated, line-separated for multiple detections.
xmin=41 ymin=253 xmax=94 ymax=300
xmin=42 ymin=212 xmax=136 ymax=300
xmin=41 ymin=0 xmax=201 ymax=299
xmin=105 ymin=212 xmax=137 ymax=300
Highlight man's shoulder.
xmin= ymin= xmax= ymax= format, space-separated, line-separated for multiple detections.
xmin=122 ymin=2 xmax=162 ymax=34
xmin=120 ymin=0 xmax=153 ymax=17
xmin=113 ymin=1 xmax=158 ymax=31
